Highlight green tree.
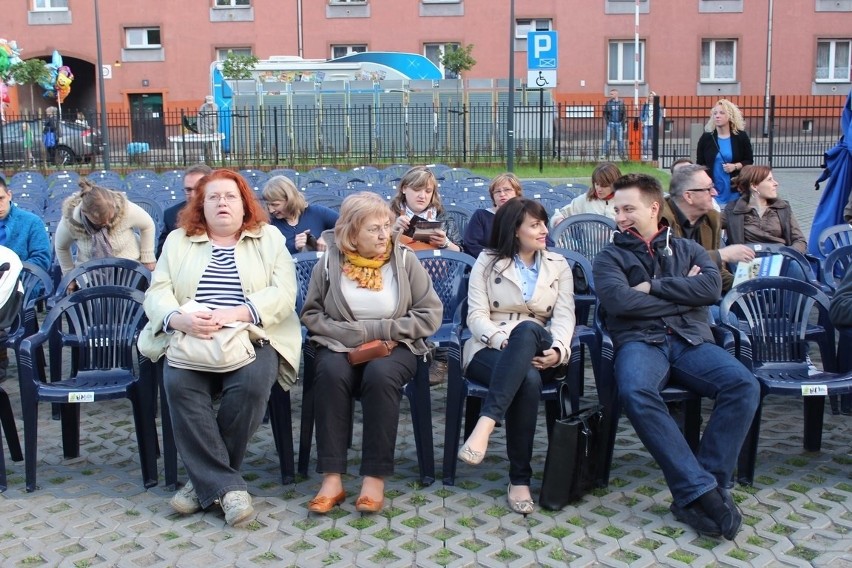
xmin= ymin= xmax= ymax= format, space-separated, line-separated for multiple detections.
xmin=9 ymin=58 xmax=51 ymax=116
xmin=441 ymin=43 xmax=476 ymax=79
xmin=220 ymin=50 xmax=259 ymax=100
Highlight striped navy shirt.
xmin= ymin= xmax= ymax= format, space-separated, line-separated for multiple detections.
xmin=195 ymin=245 xmax=259 ymax=322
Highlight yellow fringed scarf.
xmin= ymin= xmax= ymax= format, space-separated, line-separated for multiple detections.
xmin=342 ymin=242 xmax=393 ymax=290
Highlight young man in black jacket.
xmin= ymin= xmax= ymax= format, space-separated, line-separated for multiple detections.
xmin=593 ymin=173 xmax=759 ymax=540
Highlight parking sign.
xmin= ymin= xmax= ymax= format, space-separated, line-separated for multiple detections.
xmin=527 ymin=31 xmax=558 ymax=88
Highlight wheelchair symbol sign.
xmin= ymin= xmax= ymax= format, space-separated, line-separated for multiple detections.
xmin=528 ymin=69 xmax=556 ymax=89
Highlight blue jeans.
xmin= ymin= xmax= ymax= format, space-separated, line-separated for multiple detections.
xmin=603 ymin=122 xmax=625 ymax=157
xmin=643 ymin=125 xmax=653 ymax=154
xmin=163 ymin=344 xmax=278 ymax=508
xmin=466 ymin=322 xmax=561 ymax=485
xmin=614 ymin=336 xmax=759 ymax=506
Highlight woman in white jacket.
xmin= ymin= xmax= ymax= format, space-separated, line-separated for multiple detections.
xmin=550 ymin=162 xmax=621 ymax=228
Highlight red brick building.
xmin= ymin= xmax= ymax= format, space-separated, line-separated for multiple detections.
xmin=4 ymin=0 xmax=851 ymax=115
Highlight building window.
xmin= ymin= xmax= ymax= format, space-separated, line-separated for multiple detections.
xmin=515 ymin=18 xmax=552 ymax=40
xmin=608 ymin=40 xmax=645 ymax=83
xmin=126 ymin=27 xmax=162 ymax=49
xmin=425 ymin=43 xmax=461 ymax=79
xmin=816 ymin=39 xmax=851 ymax=82
xmin=330 ymin=0 xmax=367 ymax=3
xmin=215 ymin=0 xmax=250 ymax=5
xmin=701 ymin=39 xmax=736 ymax=82
xmin=216 ymin=48 xmax=253 ymax=61
xmin=33 ymin=0 xmax=68 ymax=9
xmin=331 ymin=45 xmax=367 ymax=59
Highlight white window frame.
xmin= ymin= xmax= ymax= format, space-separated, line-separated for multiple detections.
xmin=701 ymin=39 xmax=737 ymax=82
xmin=215 ymin=0 xmax=250 ymax=6
xmin=424 ymin=43 xmax=461 ymax=79
xmin=422 ymin=0 xmax=461 ymax=4
xmin=331 ymin=45 xmax=367 ymax=59
xmin=125 ymin=27 xmax=162 ymax=50
xmin=608 ymin=40 xmax=645 ymax=84
xmin=515 ymin=18 xmax=552 ymax=40
xmin=816 ymin=39 xmax=851 ymax=82
xmin=33 ymin=0 xmax=68 ymax=10
xmin=329 ymin=0 xmax=367 ymax=4
xmin=216 ymin=47 xmax=253 ymax=61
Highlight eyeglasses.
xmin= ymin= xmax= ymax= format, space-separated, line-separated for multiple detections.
xmin=686 ymin=186 xmax=716 ymax=194
xmin=365 ymin=223 xmax=392 ymax=235
xmin=491 ymin=188 xmax=516 ymax=196
xmin=205 ymin=193 xmax=241 ymax=203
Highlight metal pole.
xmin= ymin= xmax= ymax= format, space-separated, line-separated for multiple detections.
xmin=94 ymin=0 xmax=111 ymax=169
xmin=507 ymin=0 xmax=515 ymax=172
xmin=539 ymin=88 xmax=544 ymax=173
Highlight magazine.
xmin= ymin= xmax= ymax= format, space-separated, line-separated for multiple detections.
xmin=404 ymin=216 xmax=446 ymax=243
xmin=732 ymin=254 xmax=784 ymax=287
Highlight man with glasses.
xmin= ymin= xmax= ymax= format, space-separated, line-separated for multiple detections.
xmin=158 ymin=164 xmax=213 ymax=255
xmin=662 ymin=164 xmax=754 ymax=292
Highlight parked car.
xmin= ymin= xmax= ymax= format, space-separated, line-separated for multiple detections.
xmin=0 ymin=118 xmax=103 ymax=166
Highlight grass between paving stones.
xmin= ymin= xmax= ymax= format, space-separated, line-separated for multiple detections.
xmin=668 ymin=549 xmax=698 ymax=563
xmin=371 ymin=548 xmax=399 ymax=562
xmin=612 ymin=549 xmax=642 ymax=563
xmin=460 ymin=539 xmax=487 ymax=552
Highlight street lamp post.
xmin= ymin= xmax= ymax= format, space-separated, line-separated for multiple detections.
xmin=94 ymin=0 xmax=111 ymax=169
xmin=507 ymin=0 xmax=515 ymax=172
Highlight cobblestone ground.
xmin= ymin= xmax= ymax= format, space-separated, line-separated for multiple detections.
xmin=0 ymin=364 xmax=849 ymax=568
xmin=0 ymin=169 xmax=848 ymax=567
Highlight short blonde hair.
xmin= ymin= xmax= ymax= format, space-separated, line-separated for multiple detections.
xmin=262 ymin=175 xmax=305 ymax=219
xmin=334 ymin=192 xmax=394 ymax=254
xmin=488 ymin=173 xmax=523 ymax=205
xmin=76 ymin=179 xmax=117 ymax=226
xmin=706 ymin=99 xmax=745 ymax=134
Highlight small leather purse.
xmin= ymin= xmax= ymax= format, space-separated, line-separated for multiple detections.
xmin=347 ymin=339 xmax=399 ymax=366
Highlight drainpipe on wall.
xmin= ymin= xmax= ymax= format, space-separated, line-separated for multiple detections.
xmin=763 ymin=0 xmax=774 ymax=137
xmin=297 ymin=0 xmax=304 ymax=58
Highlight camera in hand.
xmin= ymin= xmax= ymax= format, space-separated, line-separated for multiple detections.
xmin=304 ymin=232 xmax=318 ymax=251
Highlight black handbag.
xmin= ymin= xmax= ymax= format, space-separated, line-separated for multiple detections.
xmin=539 ymin=383 xmax=606 ymax=511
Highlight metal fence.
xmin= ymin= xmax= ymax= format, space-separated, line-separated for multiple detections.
xmin=1 ymin=94 xmax=845 ymax=170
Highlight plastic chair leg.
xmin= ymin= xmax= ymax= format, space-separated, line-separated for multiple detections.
xmin=60 ymin=403 xmax=81 ymax=459
xmin=737 ymin=402 xmax=762 ymax=486
xmin=441 ymin=366 xmax=467 ymax=485
xmin=405 ymin=358 xmax=435 ymax=486
xmin=297 ymin=346 xmax=315 ymax=478
xmin=802 ymin=396 xmax=826 ymax=452
xmin=268 ymin=382 xmax=295 ymax=485
xmin=0 ymin=389 xmax=22 ymax=462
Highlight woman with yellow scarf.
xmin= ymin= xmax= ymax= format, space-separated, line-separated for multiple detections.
xmin=300 ymin=192 xmax=442 ymax=514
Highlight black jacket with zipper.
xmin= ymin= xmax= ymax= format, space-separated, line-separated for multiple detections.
xmin=593 ymin=226 xmax=722 ymax=349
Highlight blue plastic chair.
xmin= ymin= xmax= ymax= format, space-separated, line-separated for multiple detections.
xmin=18 ymin=286 xmax=159 ymax=492
xmin=550 ymin=214 xmax=617 ymax=263
xmin=720 ymin=277 xmax=852 ymax=485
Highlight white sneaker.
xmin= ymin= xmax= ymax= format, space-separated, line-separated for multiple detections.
xmin=221 ymin=490 xmax=254 ymax=526
xmin=170 ymin=480 xmax=201 ymax=515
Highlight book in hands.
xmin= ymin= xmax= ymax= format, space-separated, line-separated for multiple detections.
xmin=404 ymin=215 xmax=446 ymax=243
xmin=732 ymin=254 xmax=784 ymax=287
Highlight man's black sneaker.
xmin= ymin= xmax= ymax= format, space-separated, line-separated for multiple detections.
xmin=670 ymin=501 xmax=722 ymax=537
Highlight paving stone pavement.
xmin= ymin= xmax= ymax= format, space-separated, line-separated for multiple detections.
xmin=0 ymin=168 xmax=849 ymax=567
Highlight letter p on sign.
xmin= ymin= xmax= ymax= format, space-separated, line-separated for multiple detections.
xmin=533 ymin=35 xmax=551 ymax=59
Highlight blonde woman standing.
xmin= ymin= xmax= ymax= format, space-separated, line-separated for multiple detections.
xmin=696 ymin=99 xmax=753 ymax=205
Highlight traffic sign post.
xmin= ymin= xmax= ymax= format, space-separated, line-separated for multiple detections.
xmin=527 ymin=31 xmax=558 ymax=172
xmin=527 ymin=31 xmax=558 ymax=88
